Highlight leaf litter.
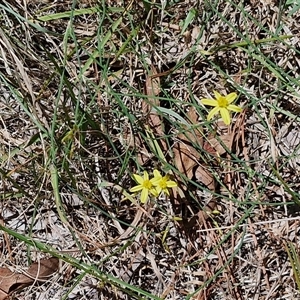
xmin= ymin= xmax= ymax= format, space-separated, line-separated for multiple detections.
xmin=1 ymin=0 xmax=300 ymax=299
xmin=0 ymin=257 xmax=59 ymax=300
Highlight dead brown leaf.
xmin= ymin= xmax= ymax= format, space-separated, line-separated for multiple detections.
xmin=145 ymin=65 xmax=161 ymax=103
xmin=0 ymin=257 xmax=59 ymax=300
xmin=172 ymin=107 xmax=203 ymax=178
xmin=0 ymin=268 xmax=16 ymax=295
xmin=124 ymin=65 xmax=166 ymax=166
xmin=123 ymin=125 xmax=152 ymax=165
xmin=0 ymin=290 xmax=7 ymax=300
xmin=194 ymin=164 xmax=215 ymax=190
xmin=172 ymin=107 xmax=215 ymax=189
xmin=26 ymin=257 xmax=59 ymax=281
xmin=203 ymin=134 xmax=233 ymax=156
xmin=142 ymin=65 xmax=168 ymax=153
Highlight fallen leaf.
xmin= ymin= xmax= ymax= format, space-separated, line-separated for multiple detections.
xmin=122 ymin=124 xmax=152 ymax=165
xmin=26 ymin=257 xmax=59 ymax=281
xmin=203 ymin=134 xmax=233 ymax=156
xmin=123 ymin=65 xmax=166 ymax=166
xmin=194 ymin=164 xmax=214 ymax=190
xmin=145 ymin=65 xmax=161 ymax=102
xmin=0 ymin=290 xmax=7 ymax=300
xmin=173 ymin=107 xmax=206 ymax=181
xmin=0 ymin=257 xmax=59 ymax=299
xmin=173 ymin=135 xmax=200 ymax=180
xmin=0 ymin=268 xmax=16 ymax=294
xmin=142 ymin=65 xmax=168 ymax=154
xmin=172 ymin=107 xmax=216 ymax=217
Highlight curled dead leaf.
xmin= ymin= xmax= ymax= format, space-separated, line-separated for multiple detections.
xmin=26 ymin=257 xmax=59 ymax=281
xmin=0 ymin=268 xmax=16 ymax=294
xmin=0 ymin=257 xmax=59 ymax=300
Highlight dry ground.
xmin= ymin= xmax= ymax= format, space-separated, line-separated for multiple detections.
xmin=1 ymin=0 xmax=300 ymax=299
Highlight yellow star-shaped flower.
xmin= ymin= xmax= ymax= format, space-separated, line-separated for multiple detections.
xmin=129 ymin=171 xmax=159 ymax=203
xmin=152 ymin=170 xmax=177 ymax=196
xmin=201 ymin=91 xmax=242 ymax=125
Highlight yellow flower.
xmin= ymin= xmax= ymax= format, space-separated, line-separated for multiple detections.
xmin=152 ymin=169 xmax=177 ymax=196
xmin=201 ymin=91 xmax=242 ymax=125
xmin=129 ymin=171 xmax=159 ymax=203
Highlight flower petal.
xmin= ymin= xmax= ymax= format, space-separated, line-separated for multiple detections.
xmin=201 ymin=99 xmax=219 ymax=107
xmin=220 ymin=108 xmax=231 ymax=125
xmin=130 ymin=185 xmax=143 ymax=193
xmin=140 ymin=188 xmax=148 ymax=203
xmin=152 ymin=170 xmax=162 ymax=184
xmin=207 ymin=106 xmax=220 ymax=120
xmin=225 ymin=92 xmax=237 ymax=104
xmin=227 ymin=104 xmax=242 ymax=112
xmin=164 ymin=188 xmax=170 ymax=196
xmin=132 ymin=174 xmax=144 ymax=184
xmin=213 ymin=91 xmax=222 ymax=100
xmin=155 ymin=186 xmax=162 ymax=195
xmin=143 ymin=171 xmax=149 ymax=181
xmin=166 ymin=180 xmax=178 ymax=188
xmin=153 ymin=169 xmax=161 ymax=178
xmin=149 ymin=187 xmax=159 ymax=197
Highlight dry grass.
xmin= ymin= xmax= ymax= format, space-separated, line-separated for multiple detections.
xmin=1 ymin=0 xmax=300 ymax=299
